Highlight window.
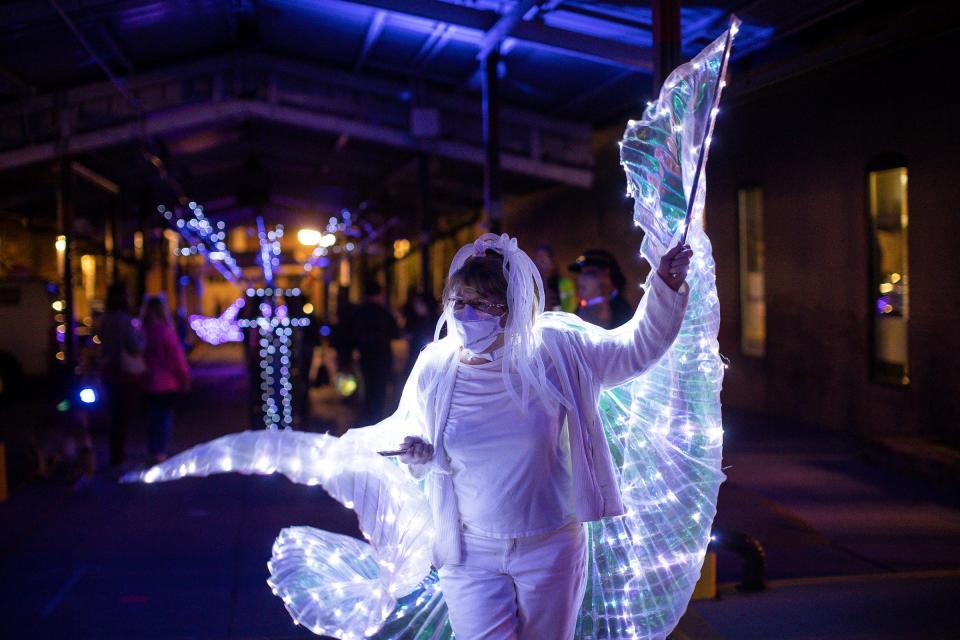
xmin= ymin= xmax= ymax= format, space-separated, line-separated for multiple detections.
xmin=738 ymin=187 xmax=766 ymax=357
xmin=869 ymin=167 xmax=909 ymax=385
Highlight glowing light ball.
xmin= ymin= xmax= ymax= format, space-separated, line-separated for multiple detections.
xmin=298 ymin=228 xmax=323 ymax=246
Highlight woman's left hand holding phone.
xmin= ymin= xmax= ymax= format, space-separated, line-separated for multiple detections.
xmin=395 ymin=436 xmax=433 ymax=465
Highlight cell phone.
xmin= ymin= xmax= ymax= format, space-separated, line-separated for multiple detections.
xmin=377 ymin=449 xmax=408 ymax=457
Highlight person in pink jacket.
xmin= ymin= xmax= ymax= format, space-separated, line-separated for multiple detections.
xmin=140 ymin=295 xmax=190 ymax=465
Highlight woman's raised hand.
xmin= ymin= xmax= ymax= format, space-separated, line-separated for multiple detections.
xmin=657 ymin=243 xmax=693 ymax=291
xmin=399 ymin=436 xmax=434 ymax=465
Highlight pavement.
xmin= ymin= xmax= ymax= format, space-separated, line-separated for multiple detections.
xmin=675 ymin=410 xmax=960 ymax=640
xmin=2 ymin=345 xmax=959 ymax=639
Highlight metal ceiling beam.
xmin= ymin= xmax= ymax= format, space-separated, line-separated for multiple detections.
xmin=0 ymin=101 xmax=241 ymax=170
xmin=0 ymin=98 xmax=592 ymax=186
xmin=410 ymin=21 xmax=452 ymax=69
xmin=246 ymin=100 xmax=593 ymax=186
xmin=355 ymin=9 xmax=387 ymax=70
xmin=476 ymin=0 xmax=539 ymax=61
xmin=335 ymin=0 xmax=652 ymax=71
xmin=71 ymin=161 xmax=119 ymax=193
xmin=552 ymin=68 xmax=635 ymax=116
xmin=0 ymin=51 xmax=586 ymax=137
xmin=49 ymin=0 xmax=138 ymax=107
xmin=681 ymin=9 xmax=726 ymax=48
xmin=0 ymin=0 xmax=117 ymax=25
xmin=92 ymin=17 xmax=135 ymax=75
xmin=0 ymin=52 xmax=593 ymax=188
xmin=1 ymin=0 xmax=644 ymax=72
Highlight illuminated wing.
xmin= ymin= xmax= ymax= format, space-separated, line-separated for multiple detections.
xmin=572 ymin=20 xmax=738 ymax=640
xmin=123 ymin=429 xmax=438 ymax=639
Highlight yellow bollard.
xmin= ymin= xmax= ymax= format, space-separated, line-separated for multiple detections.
xmin=0 ymin=442 xmax=7 ymax=502
xmin=691 ymin=550 xmax=717 ymax=600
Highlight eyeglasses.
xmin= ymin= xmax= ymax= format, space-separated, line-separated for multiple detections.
xmin=447 ymin=296 xmax=507 ymax=316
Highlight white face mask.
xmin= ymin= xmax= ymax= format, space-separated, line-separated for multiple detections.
xmin=452 ymin=304 xmax=503 ymax=353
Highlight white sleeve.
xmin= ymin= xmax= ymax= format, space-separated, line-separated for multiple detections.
xmin=574 ymin=273 xmax=688 ymax=389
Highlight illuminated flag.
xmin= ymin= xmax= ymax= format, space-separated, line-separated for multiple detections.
xmin=622 ymin=16 xmax=741 ymax=259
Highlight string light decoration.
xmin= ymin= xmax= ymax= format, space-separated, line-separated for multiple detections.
xmin=127 ymin=19 xmax=738 ymax=639
xmin=168 ymin=203 xmax=311 ymax=427
xmin=246 ymin=216 xmax=308 ymax=429
xmin=239 ymin=286 xmax=310 ymax=429
xmin=304 ymin=209 xmax=366 ymax=271
xmin=160 ymin=202 xmax=242 ymax=283
xmin=188 ymin=297 xmax=245 ymax=346
xmin=257 ymin=215 xmax=283 ymax=286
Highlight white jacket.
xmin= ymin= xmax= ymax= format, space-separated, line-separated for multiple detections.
xmin=345 ymin=273 xmax=688 ymax=567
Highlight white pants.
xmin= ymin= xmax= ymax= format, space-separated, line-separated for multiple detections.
xmin=438 ymin=522 xmax=587 ymax=640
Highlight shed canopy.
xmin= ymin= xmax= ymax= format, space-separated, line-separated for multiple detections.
xmin=0 ymin=0 xmax=915 ymax=230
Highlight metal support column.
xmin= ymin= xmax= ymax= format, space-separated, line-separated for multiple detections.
xmin=174 ymin=253 xmax=186 ymax=340
xmin=106 ymin=192 xmax=120 ymax=285
xmin=416 ymin=152 xmax=433 ymax=298
xmin=383 ymin=228 xmax=395 ymax=310
xmin=653 ymin=0 xmax=683 ymax=92
xmin=56 ymin=157 xmax=76 ymax=374
xmin=135 ymin=200 xmax=148 ymax=308
xmin=481 ymin=48 xmax=502 ymax=234
xmin=359 ymin=250 xmax=369 ymax=300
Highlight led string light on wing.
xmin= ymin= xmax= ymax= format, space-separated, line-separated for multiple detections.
xmin=569 ymin=15 xmax=740 ymax=639
xmin=123 ymin=428 xmax=437 ymax=638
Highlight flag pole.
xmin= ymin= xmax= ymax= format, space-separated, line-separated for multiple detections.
xmin=680 ymin=15 xmax=740 ymax=246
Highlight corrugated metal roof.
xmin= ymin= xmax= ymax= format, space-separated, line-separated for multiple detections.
xmin=0 ymin=0 xmax=912 ymax=225
xmin=0 ymin=0 xmax=781 ymax=119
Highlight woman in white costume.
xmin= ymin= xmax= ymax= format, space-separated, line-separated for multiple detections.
xmin=391 ymin=232 xmax=692 ymax=640
xmin=126 ymin=22 xmax=737 ymax=638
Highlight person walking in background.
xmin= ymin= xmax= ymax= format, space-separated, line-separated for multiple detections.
xmin=352 ymin=281 xmax=400 ymax=424
xmin=569 ymin=249 xmax=633 ymax=329
xmin=97 ymin=283 xmax=145 ymax=467
xmin=295 ymin=306 xmax=321 ymax=424
xmin=402 ymin=287 xmax=438 ymax=375
xmin=140 ymin=295 xmax=190 ymax=465
xmin=331 ymin=286 xmax=356 ymax=380
xmin=533 ymin=244 xmax=578 ymax=312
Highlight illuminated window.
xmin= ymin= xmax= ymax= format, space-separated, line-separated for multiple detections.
xmin=869 ymin=166 xmax=909 ymax=385
xmin=738 ymin=187 xmax=765 ymax=357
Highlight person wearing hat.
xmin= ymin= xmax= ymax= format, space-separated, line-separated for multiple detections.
xmin=569 ymin=249 xmax=634 ymax=329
